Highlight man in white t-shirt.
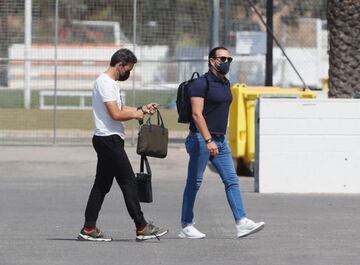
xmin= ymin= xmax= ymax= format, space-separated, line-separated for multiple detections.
xmin=77 ymin=48 xmax=168 ymax=242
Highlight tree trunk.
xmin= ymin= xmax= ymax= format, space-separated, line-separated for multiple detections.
xmin=327 ymin=0 xmax=360 ymax=98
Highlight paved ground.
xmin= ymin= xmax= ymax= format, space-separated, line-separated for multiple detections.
xmin=1 ymin=145 xmax=360 ymax=265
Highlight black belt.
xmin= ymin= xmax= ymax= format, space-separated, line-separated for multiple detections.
xmin=190 ymin=130 xmax=224 ymax=138
xmin=211 ymin=133 xmax=224 ymax=137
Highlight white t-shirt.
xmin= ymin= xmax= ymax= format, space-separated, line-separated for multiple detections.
xmin=92 ymin=73 xmax=125 ymax=139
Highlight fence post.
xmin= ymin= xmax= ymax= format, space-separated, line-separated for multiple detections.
xmin=209 ymin=0 xmax=220 ymax=49
xmin=53 ymin=0 xmax=59 ymax=144
xmin=24 ymin=0 xmax=32 ymax=109
xmin=130 ymin=0 xmax=137 ymax=146
xmin=265 ymin=0 xmax=273 ymax=86
xmin=316 ymin=19 xmax=323 ymax=88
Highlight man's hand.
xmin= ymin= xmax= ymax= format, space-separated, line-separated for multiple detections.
xmin=134 ymin=109 xmax=145 ymax=120
xmin=207 ymin=141 xmax=219 ymax=157
xmin=142 ymin=103 xmax=160 ymax=114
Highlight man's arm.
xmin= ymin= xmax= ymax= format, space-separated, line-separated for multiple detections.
xmin=191 ymin=97 xmax=219 ymax=156
xmin=105 ymin=101 xmax=143 ymax=121
xmin=191 ymin=97 xmax=211 ymax=140
xmin=123 ymin=103 xmax=159 ymax=114
xmin=105 ymin=102 xmax=160 ymax=121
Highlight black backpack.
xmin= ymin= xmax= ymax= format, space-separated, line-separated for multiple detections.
xmin=176 ymin=72 xmax=209 ymax=123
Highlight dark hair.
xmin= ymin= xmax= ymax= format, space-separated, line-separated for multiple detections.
xmin=208 ymin=46 xmax=228 ymax=67
xmin=110 ymin=48 xmax=137 ymax=67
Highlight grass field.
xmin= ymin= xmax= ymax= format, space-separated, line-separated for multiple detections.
xmin=0 ymin=108 xmax=188 ymax=131
xmin=0 ymin=89 xmax=188 ymax=131
xmin=0 ymin=89 xmax=178 ymax=109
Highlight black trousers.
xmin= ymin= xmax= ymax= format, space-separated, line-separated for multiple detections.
xmin=84 ymin=135 xmax=147 ymax=229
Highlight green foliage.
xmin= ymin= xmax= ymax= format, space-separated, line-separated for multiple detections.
xmin=30 ymin=0 xmax=328 ymax=47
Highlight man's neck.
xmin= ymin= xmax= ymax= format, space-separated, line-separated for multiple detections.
xmin=104 ymin=67 xmax=117 ymax=81
xmin=210 ymin=68 xmax=225 ymax=80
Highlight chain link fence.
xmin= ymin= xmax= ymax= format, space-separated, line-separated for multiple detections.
xmin=0 ymin=0 xmax=328 ymax=145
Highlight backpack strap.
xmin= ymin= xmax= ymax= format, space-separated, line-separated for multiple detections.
xmin=202 ymin=73 xmax=215 ymax=117
xmin=191 ymin=72 xmax=200 ymax=80
xmin=202 ymin=73 xmax=210 ymax=98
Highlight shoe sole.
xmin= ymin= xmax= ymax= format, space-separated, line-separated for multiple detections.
xmin=178 ymin=231 xmax=206 ymax=239
xmin=77 ymin=233 xmax=112 ymax=242
xmin=237 ymin=222 xmax=265 ymax=238
xmin=136 ymin=229 xmax=169 ymax=241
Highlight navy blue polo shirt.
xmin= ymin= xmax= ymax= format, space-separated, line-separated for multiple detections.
xmin=188 ymin=70 xmax=233 ymax=135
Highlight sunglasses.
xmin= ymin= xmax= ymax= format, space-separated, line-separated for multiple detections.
xmin=213 ymin=56 xmax=233 ymax=63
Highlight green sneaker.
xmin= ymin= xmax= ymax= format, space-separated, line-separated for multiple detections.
xmin=77 ymin=227 xmax=112 ymax=242
xmin=136 ymin=223 xmax=168 ymax=241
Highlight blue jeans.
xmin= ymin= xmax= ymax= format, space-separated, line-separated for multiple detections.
xmin=181 ymin=132 xmax=246 ymax=225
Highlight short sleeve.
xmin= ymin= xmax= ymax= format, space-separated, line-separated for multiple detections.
xmin=188 ymin=76 xmax=208 ymax=98
xmin=97 ymin=79 xmax=117 ymax=102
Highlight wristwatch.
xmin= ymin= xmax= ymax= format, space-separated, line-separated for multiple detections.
xmin=205 ymin=138 xmax=213 ymax=144
xmin=137 ymin=106 xmax=146 ymax=114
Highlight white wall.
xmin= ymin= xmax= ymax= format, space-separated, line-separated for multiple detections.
xmin=8 ymin=44 xmax=328 ymax=90
xmin=256 ymin=98 xmax=360 ymax=193
xmin=7 ymin=44 xmax=168 ymax=89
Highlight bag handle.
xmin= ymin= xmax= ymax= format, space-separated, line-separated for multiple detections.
xmin=145 ymin=109 xmax=165 ymax=129
xmin=140 ymin=155 xmax=151 ymax=175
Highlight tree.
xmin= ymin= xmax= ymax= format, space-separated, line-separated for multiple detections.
xmin=328 ymin=0 xmax=360 ymax=97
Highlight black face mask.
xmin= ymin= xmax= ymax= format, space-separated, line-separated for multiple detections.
xmin=214 ymin=62 xmax=230 ymax=75
xmin=118 ymin=70 xmax=130 ymax=81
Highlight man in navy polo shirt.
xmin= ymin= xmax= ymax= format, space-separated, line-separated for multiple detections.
xmin=178 ymin=46 xmax=265 ymax=239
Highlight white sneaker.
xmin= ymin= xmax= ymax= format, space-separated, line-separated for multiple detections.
xmin=236 ymin=217 xmax=265 ymax=238
xmin=178 ymin=224 xmax=206 ymax=239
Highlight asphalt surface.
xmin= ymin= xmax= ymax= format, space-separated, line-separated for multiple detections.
xmin=1 ymin=145 xmax=360 ymax=265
